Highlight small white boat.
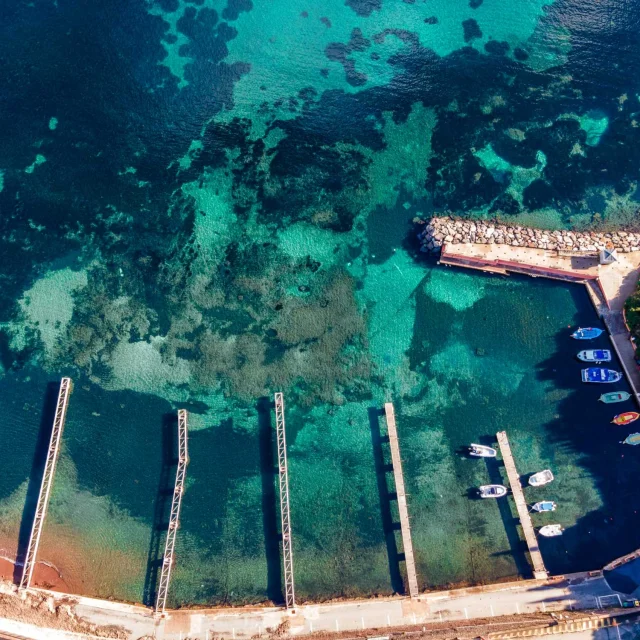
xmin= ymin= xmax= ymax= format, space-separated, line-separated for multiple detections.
xmin=539 ymin=524 xmax=564 ymax=537
xmin=478 ymin=484 xmax=507 ymax=498
xmin=531 ymin=501 xmax=557 ymax=512
xmin=577 ymin=349 xmax=611 ymax=363
xmin=529 ymin=469 xmax=554 ymax=487
xmin=469 ymin=444 xmax=497 ymax=458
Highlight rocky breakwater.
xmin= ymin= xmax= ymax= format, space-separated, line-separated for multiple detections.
xmin=418 ymin=216 xmax=640 ymax=255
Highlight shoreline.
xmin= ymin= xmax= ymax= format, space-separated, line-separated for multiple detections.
xmin=1 ymin=569 xmax=622 ymax=640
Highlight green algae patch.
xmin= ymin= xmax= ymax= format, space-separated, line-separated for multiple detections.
xmin=365 ymin=104 xmax=436 ymax=208
xmin=579 ymin=111 xmax=609 ymax=146
xmin=474 ymin=144 xmax=546 ymax=206
xmin=11 ymin=267 xmax=87 ymax=358
xmin=106 ymin=338 xmax=191 ymax=399
xmin=423 ymin=268 xmax=486 ymax=311
xmin=277 ymin=222 xmax=344 ymax=265
xmin=24 ymin=153 xmax=46 ymax=174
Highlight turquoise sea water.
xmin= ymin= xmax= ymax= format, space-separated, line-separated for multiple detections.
xmin=1 ymin=0 xmax=640 ymax=607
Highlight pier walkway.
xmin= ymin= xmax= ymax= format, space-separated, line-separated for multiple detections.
xmin=20 ymin=377 xmax=72 ymax=590
xmin=155 ymin=409 xmax=189 ymax=615
xmin=33 ymin=571 xmax=622 ymax=639
xmin=496 ymin=431 xmax=548 ymax=581
xmin=274 ymin=393 xmax=295 ymax=609
xmin=384 ymin=402 xmax=419 ymax=598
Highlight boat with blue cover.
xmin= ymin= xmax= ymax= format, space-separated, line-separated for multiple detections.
xmin=531 ymin=501 xmax=556 ymax=513
xmin=577 ymin=349 xmax=611 ymax=363
xmin=582 ymin=368 xmax=623 ymax=383
xmin=571 ymin=327 xmax=604 ymax=340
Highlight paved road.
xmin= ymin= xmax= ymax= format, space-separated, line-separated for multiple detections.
xmin=73 ymin=574 xmax=625 ymax=639
xmin=0 ymin=574 xmax=625 ymax=640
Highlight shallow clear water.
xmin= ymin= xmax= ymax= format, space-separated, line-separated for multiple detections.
xmin=1 ymin=0 xmax=640 ymax=606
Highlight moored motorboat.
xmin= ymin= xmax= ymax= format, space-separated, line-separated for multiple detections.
xmin=612 ymin=412 xmax=640 ymax=426
xmin=582 ymin=368 xmax=623 ymax=384
xmin=622 ymin=433 xmax=640 ymax=446
xmin=571 ymin=327 xmax=604 ymax=340
xmin=539 ymin=524 xmax=564 ymax=537
xmin=469 ymin=444 xmax=497 ymax=458
xmin=529 ymin=469 xmax=554 ymax=487
xmin=531 ymin=501 xmax=557 ymax=513
xmin=600 ymin=391 xmax=632 ymax=404
xmin=478 ymin=484 xmax=507 ymax=498
xmin=577 ymin=349 xmax=611 ymax=363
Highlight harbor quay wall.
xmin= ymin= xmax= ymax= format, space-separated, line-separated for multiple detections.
xmin=417 ymin=216 xmax=640 ymax=254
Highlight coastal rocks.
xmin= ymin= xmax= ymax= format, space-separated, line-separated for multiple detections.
xmin=418 ymin=216 xmax=640 ymax=255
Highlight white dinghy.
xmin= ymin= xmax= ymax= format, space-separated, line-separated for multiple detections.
xmin=539 ymin=524 xmax=564 ymax=537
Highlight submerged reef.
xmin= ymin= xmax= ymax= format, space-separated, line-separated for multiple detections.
xmin=1 ymin=0 xmax=640 ymax=606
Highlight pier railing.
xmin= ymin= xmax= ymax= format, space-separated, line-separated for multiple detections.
xmin=20 ymin=377 xmax=73 ymax=590
xmin=155 ymin=409 xmax=189 ymax=614
xmin=274 ymin=393 xmax=295 ymax=609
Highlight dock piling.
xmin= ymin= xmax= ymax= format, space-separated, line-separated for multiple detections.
xmin=496 ymin=431 xmax=548 ymax=580
xmin=384 ymin=402 xmax=419 ymax=598
xmin=20 ymin=377 xmax=73 ymax=590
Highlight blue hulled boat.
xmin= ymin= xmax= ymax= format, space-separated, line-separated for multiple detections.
xmin=581 ymin=368 xmax=623 ymax=383
xmin=571 ymin=327 xmax=604 ymax=340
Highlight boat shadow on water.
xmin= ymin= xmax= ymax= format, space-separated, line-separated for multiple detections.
xmin=14 ymin=381 xmax=59 ymax=585
xmin=535 ymin=284 xmax=640 ymax=575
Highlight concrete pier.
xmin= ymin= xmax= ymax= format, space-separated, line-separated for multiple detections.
xmin=496 ymin=431 xmax=548 ymax=581
xmin=384 ymin=402 xmax=419 ymax=598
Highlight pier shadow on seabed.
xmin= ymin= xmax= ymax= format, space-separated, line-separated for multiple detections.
xmin=14 ymin=381 xmax=59 ymax=585
xmin=368 ymin=406 xmax=405 ymax=595
xmin=257 ymin=396 xmax=284 ymax=605
xmin=142 ymin=413 xmax=178 ymax=607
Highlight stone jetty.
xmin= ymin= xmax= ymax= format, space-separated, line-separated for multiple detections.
xmin=418 ymin=216 xmax=640 ymax=254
